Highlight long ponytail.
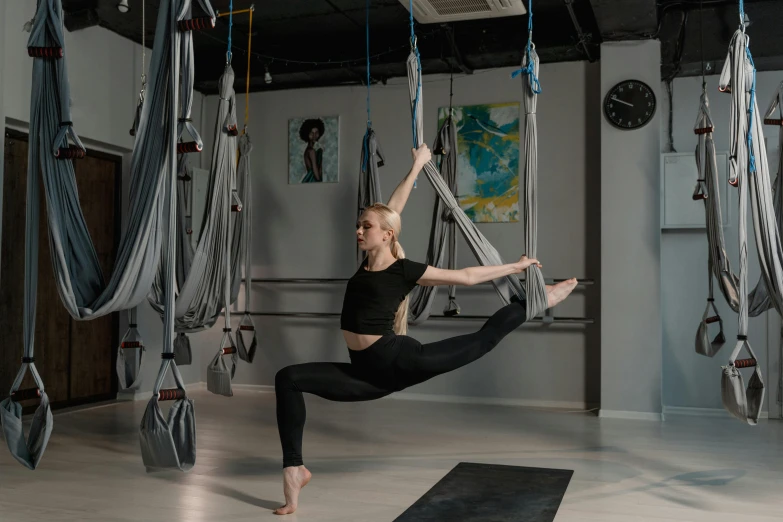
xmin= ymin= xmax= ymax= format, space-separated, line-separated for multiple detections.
xmin=365 ymin=203 xmax=408 ymax=335
xmin=391 ymin=239 xmax=408 ymax=335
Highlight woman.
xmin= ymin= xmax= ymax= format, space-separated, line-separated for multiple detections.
xmin=273 ymin=144 xmax=578 ymax=515
xmin=299 ymin=118 xmax=325 ymax=183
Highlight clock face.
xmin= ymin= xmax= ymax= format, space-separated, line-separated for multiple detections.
xmin=603 ymin=80 xmax=656 ymax=130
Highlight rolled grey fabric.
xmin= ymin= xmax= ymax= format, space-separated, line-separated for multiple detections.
xmin=203 ymin=64 xmax=241 ymax=395
xmin=236 ymin=133 xmax=257 ymax=363
xmin=148 ymin=64 xmax=244 ymax=333
xmin=519 ymin=46 xmax=548 ymax=321
xmin=408 ymin=116 xmax=460 ymax=323
xmin=406 ymin=49 xmax=527 ymax=307
xmin=357 ymin=127 xmax=385 ymax=266
xmin=139 ymin=0 xmax=214 ymax=472
xmin=715 ymin=29 xmax=770 ymax=424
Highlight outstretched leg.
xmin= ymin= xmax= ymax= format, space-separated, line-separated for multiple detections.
xmin=274 ymin=362 xmax=393 ymax=514
xmin=396 ymin=278 xmax=577 ymax=386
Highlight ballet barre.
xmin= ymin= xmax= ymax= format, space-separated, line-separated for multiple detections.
xmin=232 ymin=311 xmax=593 ymax=324
xmin=244 ymin=278 xmax=595 ymax=286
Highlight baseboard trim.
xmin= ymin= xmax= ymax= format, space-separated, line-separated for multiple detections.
xmin=663 ymin=405 xmax=770 ymax=420
xmin=386 ymin=391 xmax=593 ymax=412
xmin=228 ymin=383 xmax=593 ymax=412
xmin=598 ymin=409 xmax=662 ymax=421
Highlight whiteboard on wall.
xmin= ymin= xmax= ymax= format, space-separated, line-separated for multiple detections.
xmin=660 ymin=151 xmax=730 ymax=229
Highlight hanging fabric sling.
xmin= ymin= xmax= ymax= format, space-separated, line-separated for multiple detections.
xmin=716 ymin=9 xmax=769 ymax=424
xmin=358 ymin=128 xmax=385 ymax=261
xmin=404 ymin=0 xmax=547 ymax=317
xmin=407 ymin=113 xmax=460 ymax=323
xmin=147 ymin=52 xmax=247 ymax=358
xmin=693 ymin=87 xmax=774 ymax=352
xmin=236 ymin=133 xmax=257 ymax=362
xmin=693 ymin=89 xmax=729 ymax=357
xmin=118 ymin=0 xmax=150 ymax=388
xmin=204 ymin=8 xmax=241 ymax=395
xmin=515 ymin=6 xmax=549 ymax=320
xmin=139 ymin=0 xmax=215 ymax=472
xmin=232 ymin=7 xmax=257 ymax=363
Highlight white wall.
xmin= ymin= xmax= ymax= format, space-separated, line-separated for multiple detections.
xmin=661 ymin=72 xmax=783 ymax=417
xmin=599 ymin=41 xmax=663 ymax=419
xmin=193 ymin=61 xmax=602 ymax=408
xmin=2 ymin=2 xmax=207 ymax=395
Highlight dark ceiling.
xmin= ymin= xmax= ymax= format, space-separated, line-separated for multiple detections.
xmin=60 ymin=0 xmax=783 ymax=94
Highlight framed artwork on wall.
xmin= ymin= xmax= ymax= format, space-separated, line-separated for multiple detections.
xmin=288 ymin=115 xmax=340 ymax=184
xmin=437 ymin=102 xmax=520 ymax=222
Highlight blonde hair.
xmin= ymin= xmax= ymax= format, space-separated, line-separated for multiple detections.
xmin=364 ymin=203 xmax=408 ymax=335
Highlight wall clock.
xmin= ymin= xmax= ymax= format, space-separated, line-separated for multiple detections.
xmin=603 ymin=80 xmax=656 ymax=130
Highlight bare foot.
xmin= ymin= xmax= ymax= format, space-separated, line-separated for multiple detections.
xmin=546 ymin=278 xmax=578 ymax=308
xmin=274 ymin=465 xmax=312 ymax=515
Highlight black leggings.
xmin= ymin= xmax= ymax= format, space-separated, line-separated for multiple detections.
xmin=274 ymin=297 xmax=527 ymax=467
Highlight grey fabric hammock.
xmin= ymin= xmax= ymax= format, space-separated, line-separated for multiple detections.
xmin=690 ymin=86 xmax=782 ymax=358
xmin=147 ymin=63 xmax=246 ymax=372
xmin=712 ymin=27 xmax=779 ymax=425
xmin=202 ymin=64 xmax=241 ymax=396
xmin=139 ymin=0 xmax=215 ymax=472
xmin=1 ymin=0 xmax=152 ymax=470
xmin=405 ymin=41 xmax=547 ymax=317
xmin=235 ymin=133 xmax=258 ymax=363
xmin=408 ymin=115 xmax=461 ymax=324
xmin=358 ymin=127 xmax=385 ymax=266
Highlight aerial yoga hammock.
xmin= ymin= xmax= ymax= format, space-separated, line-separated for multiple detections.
xmin=407 ymin=70 xmax=462 ymax=323
xmin=695 ymin=0 xmax=783 ymax=424
xmin=145 ymin=3 xmax=254 ymax=399
xmin=230 ymin=11 xmax=258 ymax=362
xmin=0 ymin=0 xmax=215 ymax=471
xmin=403 ymin=0 xmax=548 ymax=320
xmin=118 ymin=0 xmax=149 ymax=392
xmin=136 ymin=0 xmax=217 ymax=471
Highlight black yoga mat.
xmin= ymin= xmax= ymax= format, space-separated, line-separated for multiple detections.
xmin=394 ymin=462 xmax=573 ymax=522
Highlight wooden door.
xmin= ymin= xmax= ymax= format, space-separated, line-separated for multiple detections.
xmin=0 ymin=130 xmax=120 ymax=410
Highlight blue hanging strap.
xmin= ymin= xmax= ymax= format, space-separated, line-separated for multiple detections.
xmin=226 ymin=0 xmax=234 ymax=63
xmin=510 ymin=0 xmax=541 ymax=94
xmin=740 ymin=0 xmax=757 ymax=174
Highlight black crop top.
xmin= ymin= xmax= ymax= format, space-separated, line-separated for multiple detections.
xmin=340 ymin=258 xmax=429 ymax=335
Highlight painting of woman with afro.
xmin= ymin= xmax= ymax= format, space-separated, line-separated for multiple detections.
xmin=288 ymin=116 xmax=340 ymax=184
